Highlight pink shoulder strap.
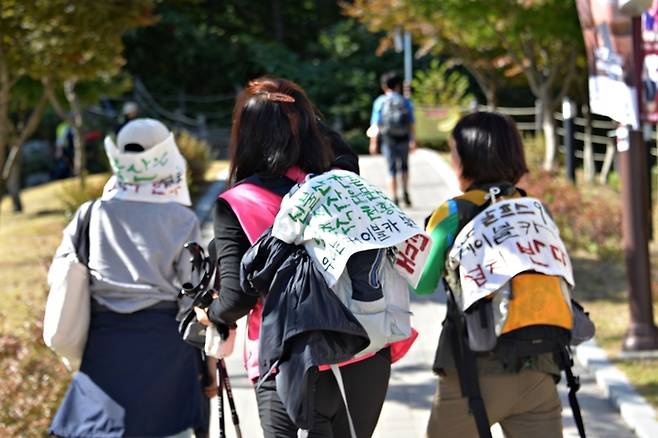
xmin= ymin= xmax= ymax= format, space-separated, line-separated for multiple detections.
xmin=219 ymin=183 xmax=283 ymax=244
xmin=219 ymin=167 xmax=307 ymax=244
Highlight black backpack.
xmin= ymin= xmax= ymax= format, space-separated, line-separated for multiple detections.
xmin=442 ymin=186 xmax=592 ymax=438
xmin=379 ymin=94 xmax=411 ymax=139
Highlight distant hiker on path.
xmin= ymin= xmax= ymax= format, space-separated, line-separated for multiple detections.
xmin=368 ymin=71 xmax=416 ymax=207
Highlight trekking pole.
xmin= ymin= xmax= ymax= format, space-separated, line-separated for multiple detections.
xmin=218 ymin=359 xmax=243 ymax=438
xmin=560 ymin=347 xmax=586 ymax=438
xmin=217 ymin=358 xmax=225 ymax=438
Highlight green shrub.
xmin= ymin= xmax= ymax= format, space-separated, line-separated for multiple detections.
xmin=521 ymin=170 xmax=622 ymax=258
xmin=56 ymin=177 xmax=107 ymax=219
xmin=176 ymin=130 xmax=212 ymax=195
xmin=417 ymin=137 xmax=449 ymax=152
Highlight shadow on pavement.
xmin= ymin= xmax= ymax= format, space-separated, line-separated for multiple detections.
xmin=385 ymin=381 xmax=436 ymax=411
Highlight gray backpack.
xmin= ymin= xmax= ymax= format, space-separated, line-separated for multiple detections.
xmin=379 ymin=94 xmax=410 ymax=139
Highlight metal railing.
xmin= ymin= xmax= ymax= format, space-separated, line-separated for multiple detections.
xmin=476 ymin=103 xmax=618 ymax=184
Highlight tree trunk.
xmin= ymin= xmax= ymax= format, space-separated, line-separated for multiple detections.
xmin=7 ymin=149 xmax=21 ymax=212
xmin=0 ymin=52 xmax=12 ymax=198
xmin=63 ymin=80 xmax=86 ymax=188
xmin=466 ymin=66 xmax=497 ymax=108
xmin=0 ymin=92 xmax=48 ymax=219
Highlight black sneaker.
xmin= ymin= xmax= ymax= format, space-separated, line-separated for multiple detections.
xmin=393 ymin=197 xmax=400 ymax=206
xmin=403 ymin=191 xmax=412 ymax=207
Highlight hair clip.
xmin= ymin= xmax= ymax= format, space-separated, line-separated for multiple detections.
xmin=262 ymin=92 xmax=295 ymax=103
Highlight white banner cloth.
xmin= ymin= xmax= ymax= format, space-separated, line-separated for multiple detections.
xmin=102 ymin=133 xmax=191 ymax=206
xmin=447 ymin=197 xmax=574 ymax=311
xmin=272 ymin=169 xmax=431 ymax=287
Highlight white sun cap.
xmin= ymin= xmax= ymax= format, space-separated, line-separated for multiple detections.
xmin=117 ymin=118 xmax=170 ymax=152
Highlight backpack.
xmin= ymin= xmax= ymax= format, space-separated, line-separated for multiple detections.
xmin=272 ymin=170 xmax=429 ymax=356
xmin=379 ymin=93 xmax=411 ymax=139
xmin=442 ymin=185 xmax=594 ymax=438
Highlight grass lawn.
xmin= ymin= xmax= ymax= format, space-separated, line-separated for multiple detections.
xmin=0 ymin=161 xmax=226 ymax=436
xmin=0 ymin=174 xmax=110 ymax=332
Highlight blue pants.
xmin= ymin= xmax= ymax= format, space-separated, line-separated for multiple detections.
xmin=381 ymin=138 xmax=410 ymax=176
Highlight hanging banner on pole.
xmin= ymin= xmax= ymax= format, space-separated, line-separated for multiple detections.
xmin=642 ymin=1 xmax=658 ymax=122
xmin=576 ymin=0 xmax=640 ymax=127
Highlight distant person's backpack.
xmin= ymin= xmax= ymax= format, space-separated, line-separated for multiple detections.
xmin=441 ymin=185 xmax=594 ymax=438
xmin=379 ymin=93 xmax=411 ymax=139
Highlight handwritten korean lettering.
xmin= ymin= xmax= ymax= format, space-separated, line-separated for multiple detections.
xmin=550 ymin=244 xmax=567 ymax=266
xmin=321 ymin=256 xmax=335 ymax=271
xmin=360 ymin=205 xmax=382 ymax=221
xmin=395 ymin=250 xmax=415 ymax=274
xmin=499 ymin=203 xmax=514 ymax=218
xmin=464 ymin=264 xmax=487 ymax=287
xmin=484 ymin=260 xmax=497 ymax=274
xmin=398 ymin=234 xmax=431 ymax=268
xmin=517 ymin=220 xmax=557 ymax=238
xmin=513 ymin=202 xmax=534 ymax=215
xmin=492 ymin=222 xmax=518 ymax=244
xmin=398 ymin=213 xmax=416 ymax=228
xmin=532 ymin=201 xmax=548 ymax=224
xmin=288 ymin=206 xmax=311 ymax=224
xmin=515 ymin=239 xmax=549 ymax=267
xmin=481 ymin=209 xmax=498 ymax=227
xmin=370 ymin=224 xmax=389 ymax=241
xmin=381 ymin=219 xmax=400 ymax=234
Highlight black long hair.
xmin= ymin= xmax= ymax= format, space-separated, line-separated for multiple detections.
xmin=451 ymin=111 xmax=529 ymax=185
xmin=228 ymin=77 xmax=334 ymax=185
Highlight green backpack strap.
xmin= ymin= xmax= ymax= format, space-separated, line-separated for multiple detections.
xmin=442 ymin=194 xmax=493 ymax=438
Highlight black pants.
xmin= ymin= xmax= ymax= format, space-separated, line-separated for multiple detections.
xmin=256 ymin=348 xmax=391 ymax=438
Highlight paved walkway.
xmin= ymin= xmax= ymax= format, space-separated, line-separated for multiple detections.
xmin=200 ymin=149 xmax=636 ymax=437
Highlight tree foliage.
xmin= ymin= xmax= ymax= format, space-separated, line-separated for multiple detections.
xmin=344 ymin=0 xmax=585 ymax=169
xmin=37 ymin=0 xmax=155 ymax=186
xmin=412 ymin=60 xmax=474 ymax=107
xmin=122 ymin=1 xmax=403 ymax=130
xmin=0 ymin=0 xmax=154 ymax=201
xmin=26 ymin=1 xmax=154 ymax=83
xmin=0 ymin=1 xmax=49 ymax=209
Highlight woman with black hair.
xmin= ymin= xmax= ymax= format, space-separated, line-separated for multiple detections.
xmin=194 ymin=78 xmax=391 ymax=438
xmin=415 ymin=111 xmax=565 ymax=438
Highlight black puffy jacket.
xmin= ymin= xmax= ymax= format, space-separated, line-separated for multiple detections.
xmin=240 ymin=229 xmax=369 ymax=430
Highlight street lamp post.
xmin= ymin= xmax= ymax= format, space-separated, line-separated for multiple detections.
xmin=403 ymin=31 xmax=412 ymax=98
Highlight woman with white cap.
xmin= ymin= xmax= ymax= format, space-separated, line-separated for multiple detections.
xmin=49 ymin=119 xmax=208 ymax=438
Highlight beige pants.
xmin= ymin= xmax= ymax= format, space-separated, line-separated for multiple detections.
xmin=427 ymin=369 xmax=563 ymax=438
